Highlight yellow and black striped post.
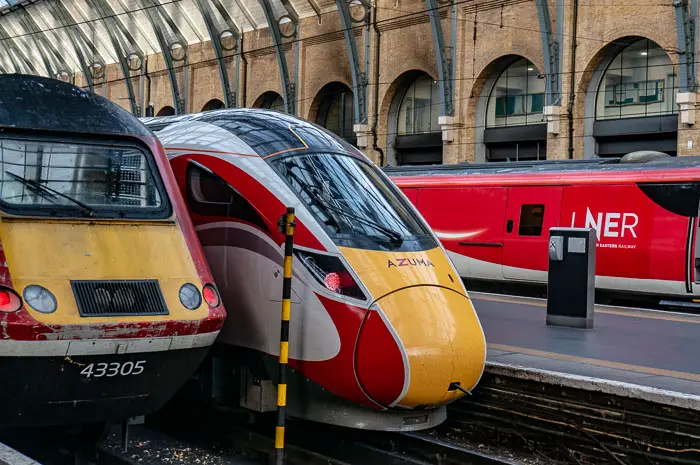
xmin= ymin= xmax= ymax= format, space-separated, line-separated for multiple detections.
xmin=275 ymin=207 xmax=296 ymax=465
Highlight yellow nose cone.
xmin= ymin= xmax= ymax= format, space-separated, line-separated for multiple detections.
xmin=374 ymin=286 xmax=486 ymax=408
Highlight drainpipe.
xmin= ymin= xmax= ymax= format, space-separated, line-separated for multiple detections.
xmin=372 ymin=5 xmax=385 ymax=166
xmin=567 ymin=0 xmax=578 ymax=159
xmin=144 ymin=54 xmax=154 ymax=117
xmin=241 ymin=35 xmax=248 ymax=107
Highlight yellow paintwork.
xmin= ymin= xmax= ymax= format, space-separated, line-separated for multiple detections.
xmin=375 ymin=287 xmax=486 ymax=407
xmin=337 ymin=246 xmax=466 ymax=299
xmin=0 ymin=219 xmax=208 ymax=324
xmin=339 ymin=246 xmax=486 ymax=407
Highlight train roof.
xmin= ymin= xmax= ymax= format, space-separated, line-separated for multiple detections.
xmin=383 ymin=155 xmax=700 ymax=178
xmin=141 ymin=108 xmax=363 ymax=158
xmin=0 ymin=74 xmax=151 ymax=138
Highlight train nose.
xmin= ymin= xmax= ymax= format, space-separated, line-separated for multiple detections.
xmin=355 ymin=286 xmax=486 ymax=408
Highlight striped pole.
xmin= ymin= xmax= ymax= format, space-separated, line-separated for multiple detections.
xmin=275 ymin=207 xmax=295 ymax=465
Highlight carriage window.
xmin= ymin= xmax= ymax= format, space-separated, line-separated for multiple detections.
xmin=518 ymin=204 xmax=545 ymax=236
xmin=187 ymin=162 xmax=269 ymax=233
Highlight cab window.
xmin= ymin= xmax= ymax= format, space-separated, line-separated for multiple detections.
xmin=186 ymin=162 xmax=269 ymax=233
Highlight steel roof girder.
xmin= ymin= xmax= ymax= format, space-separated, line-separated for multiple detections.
xmin=425 ymin=0 xmax=454 ymax=116
xmin=259 ymin=0 xmax=297 ymax=115
xmin=195 ymin=0 xmax=241 ymax=107
xmin=674 ymin=0 xmax=697 ymax=92
xmin=140 ymin=0 xmax=189 ymax=114
xmin=0 ymin=22 xmax=38 ymax=75
xmin=335 ymin=0 xmax=368 ymax=124
xmin=17 ymin=8 xmax=72 ymax=80
xmin=535 ymin=0 xmax=561 ymax=106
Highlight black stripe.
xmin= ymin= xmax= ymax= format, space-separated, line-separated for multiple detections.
xmin=686 ymin=216 xmax=695 ymax=293
xmin=280 ymin=320 xmax=290 ymax=342
xmin=276 ymin=405 xmax=286 ymax=426
xmin=279 ymin=366 xmax=288 ymax=385
xmin=284 ymin=235 xmax=294 ymax=256
xmin=282 ymin=278 xmax=292 ymax=300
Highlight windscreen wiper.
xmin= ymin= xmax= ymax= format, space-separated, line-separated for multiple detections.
xmin=5 ymin=171 xmax=94 ymax=217
xmin=286 ymin=169 xmax=403 ymax=244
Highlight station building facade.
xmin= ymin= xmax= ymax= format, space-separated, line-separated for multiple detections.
xmin=4 ymin=0 xmax=696 ymax=166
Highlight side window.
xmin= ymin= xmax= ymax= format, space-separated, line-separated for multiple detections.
xmin=518 ymin=204 xmax=545 ymax=236
xmin=186 ymin=162 xmax=270 ymax=233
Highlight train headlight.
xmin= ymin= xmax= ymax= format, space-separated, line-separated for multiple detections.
xmin=179 ymin=283 xmax=202 ymax=310
xmin=23 ymin=285 xmax=57 ymax=314
xmin=295 ymin=249 xmax=366 ymax=301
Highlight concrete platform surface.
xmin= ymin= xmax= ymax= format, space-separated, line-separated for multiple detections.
xmin=0 ymin=443 xmax=40 ymax=465
xmin=472 ymin=292 xmax=700 ymax=409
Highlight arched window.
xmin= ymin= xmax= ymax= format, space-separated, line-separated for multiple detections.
xmin=156 ymin=106 xmax=175 ymax=116
xmin=202 ymin=99 xmax=225 ymax=112
xmin=596 ymin=39 xmax=676 ymax=120
xmin=255 ymin=91 xmax=285 ymax=112
xmin=486 ymin=58 xmax=545 ymax=127
xmin=397 ymin=74 xmax=440 ymax=135
xmin=314 ymin=82 xmax=355 ymax=144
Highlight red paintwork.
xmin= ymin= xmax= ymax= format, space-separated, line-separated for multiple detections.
xmin=393 ymin=165 xmax=700 ymax=295
xmin=0 ymin=135 xmax=226 ymax=342
xmin=354 ymin=310 xmax=405 ymax=406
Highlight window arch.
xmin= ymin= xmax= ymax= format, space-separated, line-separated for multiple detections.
xmin=255 ymin=91 xmax=285 ymax=112
xmin=202 ymin=99 xmax=225 ymax=112
xmin=396 ymin=74 xmax=440 ymax=135
xmin=156 ymin=106 xmax=175 ymax=116
xmin=596 ymin=39 xmax=676 ymax=121
xmin=486 ymin=58 xmax=545 ymax=128
xmin=314 ymin=82 xmax=355 ymax=142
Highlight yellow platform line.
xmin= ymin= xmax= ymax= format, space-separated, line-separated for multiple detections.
xmin=489 ymin=343 xmax=700 ymax=382
xmin=472 ymin=293 xmax=700 ymax=324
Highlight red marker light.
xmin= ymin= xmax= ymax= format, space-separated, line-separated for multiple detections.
xmin=0 ymin=288 xmax=21 ymax=313
xmin=202 ymin=284 xmax=220 ymax=308
xmin=0 ymin=291 xmax=10 ymax=307
xmin=323 ymin=272 xmax=341 ymax=292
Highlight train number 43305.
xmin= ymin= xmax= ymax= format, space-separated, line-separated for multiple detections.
xmin=80 ymin=361 xmax=146 ymax=378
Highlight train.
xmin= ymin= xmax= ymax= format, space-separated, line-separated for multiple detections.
xmin=384 ymin=153 xmax=700 ymax=305
xmin=0 ymin=75 xmax=226 ymax=432
xmin=141 ymin=109 xmax=487 ymax=431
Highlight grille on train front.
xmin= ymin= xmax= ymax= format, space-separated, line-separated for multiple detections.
xmin=71 ymin=280 xmax=169 ymax=317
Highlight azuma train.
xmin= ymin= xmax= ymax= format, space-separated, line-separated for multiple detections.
xmin=142 ymin=108 xmax=486 ymax=431
xmin=0 ymin=75 xmax=225 ymax=431
xmin=385 ymin=154 xmax=700 ymax=305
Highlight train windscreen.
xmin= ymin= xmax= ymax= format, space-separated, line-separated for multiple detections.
xmin=271 ymin=153 xmax=436 ymax=251
xmin=0 ymin=137 xmax=171 ymax=219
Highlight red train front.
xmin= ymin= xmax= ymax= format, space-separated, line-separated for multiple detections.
xmin=0 ymin=75 xmax=226 ymax=429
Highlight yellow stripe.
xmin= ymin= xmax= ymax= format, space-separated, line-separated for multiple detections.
xmin=472 ymin=293 xmax=700 ymax=325
xmin=283 ymin=256 xmax=293 ymax=278
xmin=489 ymin=343 xmax=700 ymax=382
xmin=277 ymin=383 xmax=287 ymax=406
xmin=275 ymin=426 xmax=285 ymax=449
xmin=279 ymin=341 xmax=289 ymax=363
xmin=281 ymin=300 xmax=291 ymax=321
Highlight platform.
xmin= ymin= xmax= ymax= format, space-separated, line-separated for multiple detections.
xmin=0 ymin=443 xmax=40 ymax=465
xmin=472 ymin=292 xmax=700 ymax=408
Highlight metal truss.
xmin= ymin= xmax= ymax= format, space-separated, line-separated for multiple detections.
xmin=535 ymin=0 xmax=561 ymax=105
xmin=87 ymin=0 xmax=145 ymax=115
xmin=258 ymin=0 xmax=298 ymax=114
xmin=674 ymin=0 xmax=698 ymax=92
xmin=195 ymin=0 xmax=242 ymax=107
xmin=425 ymin=0 xmax=454 ymax=116
xmin=140 ymin=0 xmax=190 ymax=114
xmin=46 ymin=0 xmax=106 ymax=92
xmin=335 ymin=0 xmax=369 ymax=124
xmin=17 ymin=7 xmax=72 ymax=81
xmin=0 ymin=22 xmax=38 ymax=75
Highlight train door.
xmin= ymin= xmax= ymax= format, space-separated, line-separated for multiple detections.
xmin=502 ymin=186 xmax=563 ymax=281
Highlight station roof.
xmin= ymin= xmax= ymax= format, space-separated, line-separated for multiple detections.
xmin=0 ymin=0 xmax=332 ymax=78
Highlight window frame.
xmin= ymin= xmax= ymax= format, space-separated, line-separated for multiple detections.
xmin=0 ymin=133 xmax=172 ymax=220
xmin=185 ymin=160 xmax=270 ymax=234
xmin=518 ymin=204 xmax=545 ymax=236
